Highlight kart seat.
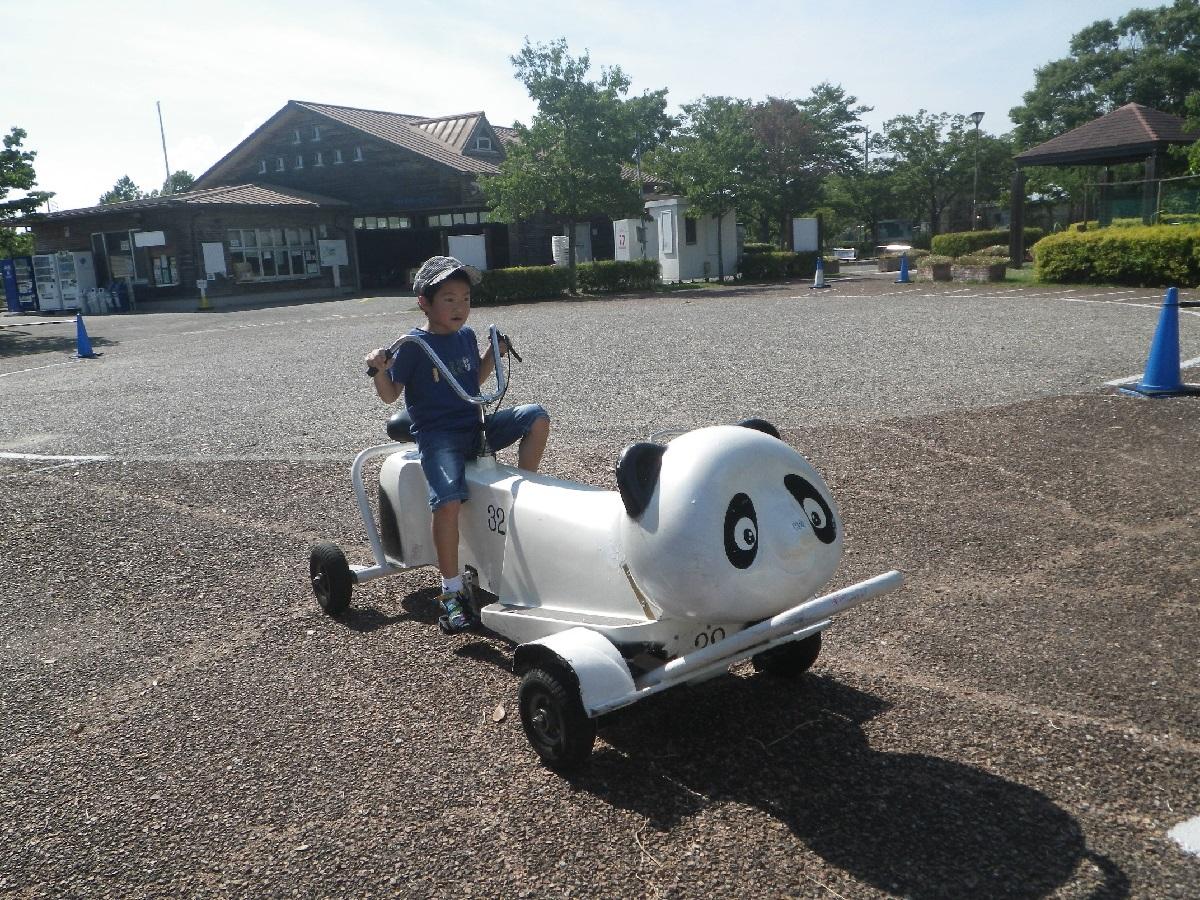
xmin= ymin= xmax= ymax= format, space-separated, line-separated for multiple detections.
xmin=386 ymin=409 xmax=414 ymax=443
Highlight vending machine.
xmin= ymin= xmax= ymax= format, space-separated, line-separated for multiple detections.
xmin=1 ymin=256 xmax=39 ymax=312
xmin=32 ymin=251 xmax=96 ymax=312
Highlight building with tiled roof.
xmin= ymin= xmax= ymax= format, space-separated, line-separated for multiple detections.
xmin=10 ymin=99 xmax=581 ymax=308
xmin=1008 ymin=103 xmax=1200 ymax=266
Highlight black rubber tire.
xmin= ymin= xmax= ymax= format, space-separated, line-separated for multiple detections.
xmin=751 ymin=632 xmax=822 ymax=678
xmin=309 ymin=542 xmax=353 ymax=616
xmin=518 ymin=665 xmax=596 ymax=770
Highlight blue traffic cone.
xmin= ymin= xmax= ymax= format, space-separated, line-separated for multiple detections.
xmin=810 ymin=256 xmax=831 ymax=289
xmin=1120 ymin=287 xmax=1200 ymax=397
xmin=894 ymin=252 xmax=911 ymax=284
xmin=72 ymin=313 xmax=100 ymax=359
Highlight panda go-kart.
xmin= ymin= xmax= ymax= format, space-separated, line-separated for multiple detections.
xmin=309 ymin=325 xmax=904 ymax=769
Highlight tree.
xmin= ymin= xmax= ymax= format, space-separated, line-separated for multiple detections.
xmin=875 ymin=110 xmax=979 ymax=236
xmin=1 ymin=127 xmax=53 ymax=257
xmin=745 ymin=84 xmax=870 ymax=246
xmin=482 ymin=38 xmax=671 ymax=291
xmin=99 ymin=175 xmax=145 ymax=205
xmin=1010 ymin=0 xmax=1200 ymax=148
xmin=646 ymin=95 xmax=759 ymax=278
xmin=160 ymin=170 xmax=195 ymax=195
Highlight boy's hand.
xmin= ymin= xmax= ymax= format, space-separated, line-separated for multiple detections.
xmin=366 ymin=347 xmax=392 ymax=378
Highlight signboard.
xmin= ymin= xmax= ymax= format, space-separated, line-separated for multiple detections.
xmin=201 ymin=242 xmax=227 ymax=277
xmin=318 ymin=239 xmax=348 ymax=267
xmin=133 ymin=231 xmax=166 ymax=247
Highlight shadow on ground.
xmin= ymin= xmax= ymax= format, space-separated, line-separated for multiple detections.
xmin=569 ymin=674 xmax=1129 ymax=900
xmin=0 ymin=328 xmax=116 ymax=359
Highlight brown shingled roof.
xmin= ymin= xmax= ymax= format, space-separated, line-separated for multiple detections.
xmin=292 ymin=102 xmax=502 ymax=175
xmin=1015 ymin=103 xmax=1200 ymax=167
xmin=12 ymin=183 xmax=347 ymax=224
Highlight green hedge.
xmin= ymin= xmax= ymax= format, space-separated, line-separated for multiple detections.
xmin=575 ymin=259 xmax=660 ymax=293
xmin=1033 ymin=225 xmax=1200 ymax=287
xmin=1069 ymin=214 xmax=1200 ymax=231
xmin=741 ymin=242 xmax=775 ymax=255
xmin=738 ymin=251 xmax=818 ymax=280
xmin=931 ymin=228 xmax=1045 ymax=258
xmin=475 ymin=266 xmax=571 ymax=303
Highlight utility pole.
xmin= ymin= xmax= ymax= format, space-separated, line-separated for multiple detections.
xmin=157 ymin=101 xmax=172 ymax=194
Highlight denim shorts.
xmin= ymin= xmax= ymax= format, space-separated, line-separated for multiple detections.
xmin=417 ymin=404 xmax=549 ymax=510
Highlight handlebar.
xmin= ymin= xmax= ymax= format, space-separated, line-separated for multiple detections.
xmin=366 ymin=324 xmax=515 ymax=407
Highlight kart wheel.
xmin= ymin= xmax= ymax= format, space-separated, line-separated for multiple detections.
xmin=752 ymin=632 xmax=822 ymax=678
xmin=310 ymin=542 xmax=353 ymax=616
xmin=518 ymin=665 xmax=596 ymax=770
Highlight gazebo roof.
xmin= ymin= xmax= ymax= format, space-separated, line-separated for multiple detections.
xmin=1015 ymin=103 xmax=1199 ymax=168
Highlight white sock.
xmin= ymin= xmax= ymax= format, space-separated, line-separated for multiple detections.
xmin=442 ymin=575 xmax=463 ymax=594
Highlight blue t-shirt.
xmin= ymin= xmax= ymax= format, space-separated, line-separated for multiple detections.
xmin=387 ymin=326 xmax=481 ymax=435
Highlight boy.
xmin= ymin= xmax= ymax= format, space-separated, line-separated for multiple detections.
xmin=366 ymin=256 xmax=550 ymax=633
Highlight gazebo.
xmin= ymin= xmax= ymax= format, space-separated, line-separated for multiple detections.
xmin=1008 ymin=103 xmax=1200 ymax=267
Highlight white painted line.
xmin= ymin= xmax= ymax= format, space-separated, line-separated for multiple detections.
xmin=0 ymin=451 xmax=113 ymax=478
xmin=0 ymin=361 xmax=77 ymax=378
xmin=0 ymin=452 xmax=112 ymax=462
xmin=1169 ymin=815 xmax=1200 ymax=857
xmin=1104 ymin=354 xmax=1200 ymax=386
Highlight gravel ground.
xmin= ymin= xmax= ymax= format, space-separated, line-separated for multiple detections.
xmin=2 ymin=275 xmax=1198 ymax=898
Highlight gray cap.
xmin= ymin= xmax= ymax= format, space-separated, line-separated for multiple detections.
xmin=413 ymin=255 xmax=482 ymax=297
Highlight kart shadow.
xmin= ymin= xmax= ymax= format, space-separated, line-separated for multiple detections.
xmin=572 ymin=673 xmax=1128 ymax=900
xmin=338 ymin=588 xmax=442 ymax=632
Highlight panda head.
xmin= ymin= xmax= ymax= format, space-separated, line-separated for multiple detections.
xmin=616 ymin=420 xmax=842 ymax=621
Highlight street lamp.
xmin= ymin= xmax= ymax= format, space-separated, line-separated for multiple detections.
xmin=969 ymin=111 xmax=985 ymax=230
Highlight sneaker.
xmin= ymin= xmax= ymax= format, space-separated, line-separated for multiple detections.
xmin=437 ymin=589 xmax=475 ymax=634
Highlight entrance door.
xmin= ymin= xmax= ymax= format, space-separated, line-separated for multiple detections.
xmin=447 ymin=233 xmax=488 ymax=271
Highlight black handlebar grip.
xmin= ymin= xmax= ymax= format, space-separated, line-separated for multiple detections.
xmin=500 ymin=334 xmax=522 ymax=363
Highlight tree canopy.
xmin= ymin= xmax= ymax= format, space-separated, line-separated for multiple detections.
xmin=1010 ymin=0 xmax=1200 ymax=147
xmin=0 ymin=127 xmax=53 ymax=257
xmin=99 ymin=170 xmax=196 ymax=205
xmin=482 ymin=38 xmax=672 ymax=289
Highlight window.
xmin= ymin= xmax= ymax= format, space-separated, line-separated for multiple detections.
xmin=275 ymin=157 xmax=285 ymax=172
xmin=294 ymin=154 xmax=304 ymax=169
xmin=311 ymin=125 xmax=321 ymax=142
xmin=684 ymin=217 xmax=698 ymax=245
xmin=660 ymin=211 xmax=675 ymax=253
xmin=226 ymin=227 xmax=319 ymax=281
xmin=333 ymin=148 xmax=344 ymax=164
xmin=314 ymin=151 xmax=324 ymax=167
xmin=475 ymin=136 xmax=492 ymax=151
xmin=352 ymin=146 xmax=363 ymax=162
xmin=152 ymin=255 xmax=178 ymax=286
xmin=292 ymin=129 xmax=302 ymax=144
xmin=258 ymin=159 xmax=267 ymax=174
xmin=479 ymin=211 xmax=492 ymax=223
xmin=354 ymin=216 xmax=411 ymax=230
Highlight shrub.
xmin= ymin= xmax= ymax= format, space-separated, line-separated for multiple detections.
xmin=738 ymin=251 xmax=818 ymax=280
xmin=978 ymin=244 xmax=1010 ymax=257
xmin=741 ymin=242 xmax=774 ymax=255
xmin=1070 ymin=214 xmax=1200 ymax=231
xmin=918 ymin=254 xmax=953 ymax=267
xmin=1033 ymin=225 xmax=1200 ymax=286
xmin=956 ymin=252 xmax=1010 ymax=267
xmin=575 ymin=259 xmax=660 ymax=294
xmin=931 ymin=228 xmax=1044 ymax=257
xmin=475 ymin=265 xmax=570 ymax=303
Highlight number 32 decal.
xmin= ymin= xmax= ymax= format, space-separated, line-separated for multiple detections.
xmin=487 ymin=504 xmax=506 ymax=536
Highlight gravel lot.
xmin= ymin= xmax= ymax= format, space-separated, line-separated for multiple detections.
xmin=2 ymin=274 xmax=1198 ymax=898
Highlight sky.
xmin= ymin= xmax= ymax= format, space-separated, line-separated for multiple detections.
xmin=2 ymin=0 xmax=1157 ymax=212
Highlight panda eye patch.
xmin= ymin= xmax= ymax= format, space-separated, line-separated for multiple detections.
xmin=784 ymin=474 xmax=837 ymax=545
xmin=723 ymin=493 xmax=758 ymax=569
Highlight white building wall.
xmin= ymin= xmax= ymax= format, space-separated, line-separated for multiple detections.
xmin=612 ymin=217 xmax=658 ymax=261
xmin=645 ymin=198 xmax=737 ymax=281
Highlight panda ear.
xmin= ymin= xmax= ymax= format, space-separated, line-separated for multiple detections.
xmin=616 ymin=442 xmax=666 ymax=519
xmin=737 ymin=418 xmax=780 ymax=439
